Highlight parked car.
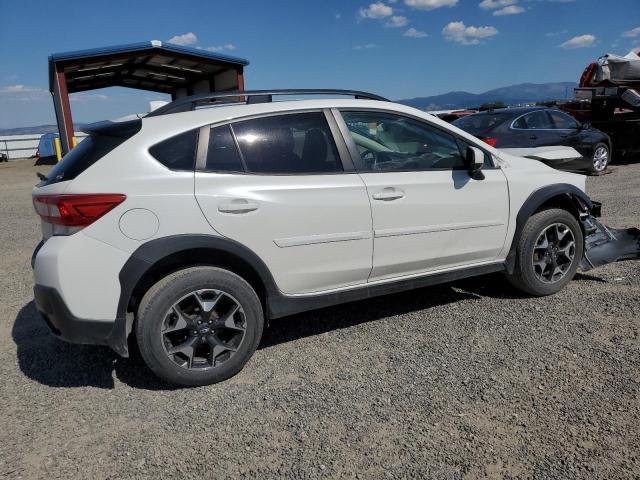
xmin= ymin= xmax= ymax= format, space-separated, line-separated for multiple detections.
xmin=31 ymin=90 xmax=640 ymax=386
xmin=452 ymin=106 xmax=612 ymax=174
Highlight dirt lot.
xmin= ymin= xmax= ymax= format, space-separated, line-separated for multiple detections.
xmin=1 ymin=159 xmax=639 ymax=479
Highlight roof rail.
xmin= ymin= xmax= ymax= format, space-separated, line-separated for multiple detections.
xmin=146 ymin=89 xmax=389 ymax=117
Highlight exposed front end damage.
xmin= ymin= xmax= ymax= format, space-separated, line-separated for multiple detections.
xmin=577 ymin=200 xmax=640 ymax=271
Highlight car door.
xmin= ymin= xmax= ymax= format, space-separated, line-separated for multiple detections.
xmin=511 ymin=110 xmax=562 ymax=147
xmin=194 ymin=110 xmax=373 ymax=295
xmin=334 ymin=109 xmax=509 ymax=282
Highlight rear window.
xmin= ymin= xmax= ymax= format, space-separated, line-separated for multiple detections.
xmin=149 ymin=129 xmax=198 ymax=171
xmin=453 ymin=112 xmax=511 ymax=134
xmin=40 ymin=135 xmax=125 ymax=186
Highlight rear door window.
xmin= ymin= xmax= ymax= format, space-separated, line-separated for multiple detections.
xmin=149 ymin=129 xmax=198 ymax=171
xmin=231 ymin=112 xmax=343 ymax=174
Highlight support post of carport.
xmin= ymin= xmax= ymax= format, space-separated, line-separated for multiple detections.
xmin=51 ymin=64 xmax=75 ymax=155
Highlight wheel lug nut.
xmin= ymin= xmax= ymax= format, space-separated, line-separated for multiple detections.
xmin=198 ymin=321 xmax=202 ymax=325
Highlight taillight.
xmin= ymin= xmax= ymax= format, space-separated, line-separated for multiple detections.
xmin=579 ymin=62 xmax=597 ymax=88
xmin=33 ymin=194 xmax=126 ymax=232
xmin=483 ymin=137 xmax=498 ymax=147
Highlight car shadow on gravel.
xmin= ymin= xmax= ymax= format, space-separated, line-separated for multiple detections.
xmin=13 ymin=271 xmax=608 ymax=390
xmin=12 ymin=301 xmax=177 ymax=391
xmin=260 ymin=280 xmax=486 ymax=349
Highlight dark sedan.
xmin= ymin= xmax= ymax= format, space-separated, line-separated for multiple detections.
xmin=452 ymin=107 xmax=612 ymax=174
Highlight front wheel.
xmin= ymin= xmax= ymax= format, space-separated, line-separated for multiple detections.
xmin=588 ymin=142 xmax=610 ymax=174
xmin=135 ymin=266 xmax=264 ymax=387
xmin=506 ymin=208 xmax=584 ymax=296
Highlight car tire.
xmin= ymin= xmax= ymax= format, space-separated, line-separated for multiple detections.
xmin=506 ymin=208 xmax=584 ymax=296
xmin=588 ymin=142 xmax=610 ymax=175
xmin=135 ymin=266 xmax=264 ymax=387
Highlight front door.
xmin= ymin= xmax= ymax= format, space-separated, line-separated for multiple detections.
xmin=336 ymin=110 xmax=509 ymax=282
xmin=195 ymin=111 xmax=373 ymax=295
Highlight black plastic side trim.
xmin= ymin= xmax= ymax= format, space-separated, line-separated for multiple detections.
xmin=505 ymin=184 xmax=593 ymax=273
xmin=268 ymin=263 xmax=506 ymax=319
xmin=34 ymin=285 xmax=113 ymax=345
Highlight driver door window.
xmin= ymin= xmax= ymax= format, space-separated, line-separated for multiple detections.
xmin=340 ymin=111 xmax=465 ymax=171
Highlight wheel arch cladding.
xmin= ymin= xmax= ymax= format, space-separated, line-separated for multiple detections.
xmin=110 ymin=235 xmax=280 ymax=357
xmin=505 ymin=183 xmax=593 ymax=274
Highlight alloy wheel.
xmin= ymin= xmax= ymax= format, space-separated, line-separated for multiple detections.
xmin=532 ymin=223 xmax=576 ymax=284
xmin=592 ymin=146 xmax=609 ymax=172
xmin=161 ymin=289 xmax=246 ymax=370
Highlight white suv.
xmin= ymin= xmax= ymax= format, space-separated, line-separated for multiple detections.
xmin=31 ymin=90 xmax=640 ymax=386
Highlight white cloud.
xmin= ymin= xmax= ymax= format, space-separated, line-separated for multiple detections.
xmin=167 ymin=32 xmax=198 ymax=46
xmin=479 ymin=0 xmax=515 ymax=9
xmin=623 ymin=27 xmax=640 ymax=38
xmin=404 ymin=0 xmax=458 ymax=10
xmin=69 ymin=93 xmax=110 ymax=102
xmin=403 ymin=27 xmax=428 ymax=38
xmin=442 ymin=21 xmax=498 ymax=45
xmin=335 ymin=13 xmax=342 ymax=19
xmin=559 ymin=34 xmax=596 ymax=49
xmin=493 ymin=4 xmax=524 ymax=15
xmin=0 ymin=84 xmax=45 ymax=94
xmin=359 ymin=2 xmax=393 ymax=19
xmin=205 ymin=44 xmax=236 ymax=52
xmin=354 ymin=43 xmax=378 ymax=49
xmin=545 ymin=29 xmax=568 ymax=37
xmin=385 ymin=15 xmax=409 ymax=27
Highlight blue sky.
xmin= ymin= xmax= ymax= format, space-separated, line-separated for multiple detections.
xmin=0 ymin=0 xmax=639 ymax=128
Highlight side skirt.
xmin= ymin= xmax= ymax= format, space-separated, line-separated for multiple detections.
xmin=267 ymin=263 xmax=506 ymax=319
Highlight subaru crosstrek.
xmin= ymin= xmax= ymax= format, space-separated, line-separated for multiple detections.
xmin=31 ymin=90 xmax=640 ymax=386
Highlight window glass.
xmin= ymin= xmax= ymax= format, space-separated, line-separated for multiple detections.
xmin=205 ymin=125 xmax=243 ymax=172
xmin=232 ymin=112 xmax=342 ymax=174
xmin=515 ymin=111 xmax=554 ymax=130
xmin=149 ymin=129 xmax=198 ymax=171
xmin=452 ymin=112 xmax=511 ymax=134
xmin=341 ymin=111 xmax=465 ymax=171
xmin=41 ymin=135 xmax=125 ymax=185
xmin=548 ymin=110 xmax=579 ymax=129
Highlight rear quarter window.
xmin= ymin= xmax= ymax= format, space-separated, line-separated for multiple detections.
xmin=149 ymin=129 xmax=198 ymax=171
xmin=40 ymin=135 xmax=125 ymax=186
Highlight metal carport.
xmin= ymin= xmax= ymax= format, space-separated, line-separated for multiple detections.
xmin=48 ymin=40 xmax=249 ymax=154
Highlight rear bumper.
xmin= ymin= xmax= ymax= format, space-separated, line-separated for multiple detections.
xmin=34 ymin=284 xmax=114 ymax=346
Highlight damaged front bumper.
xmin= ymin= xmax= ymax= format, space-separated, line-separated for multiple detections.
xmin=579 ymin=203 xmax=640 ymax=271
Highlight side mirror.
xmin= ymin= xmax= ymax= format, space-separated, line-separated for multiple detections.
xmin=465 ymin=146 xmax=485 ymax=180
xmin=580 ymin=121 xmax=591 ymax=130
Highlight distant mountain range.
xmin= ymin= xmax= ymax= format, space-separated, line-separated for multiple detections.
xmin=0 ymin=82 xmax=577 ymax=134
xmin=0 ymin=124 xmax=85 ymax=136
xmin=398 ymin=82 xmax=577 ymax=111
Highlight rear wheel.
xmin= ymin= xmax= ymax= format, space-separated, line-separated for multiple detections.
xmin=506 ymin=208 xmax=583 ymax=296
xmin=588 ymin=142 xmax=609 ymax=174
xmin=136 ymin=266 xmax=263 ymax=387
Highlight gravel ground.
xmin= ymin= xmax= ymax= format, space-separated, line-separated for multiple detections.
xmin=1 ymin=159 xmax=639 ymax=479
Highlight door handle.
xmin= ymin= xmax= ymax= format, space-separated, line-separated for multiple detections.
xmin=218 ymin=199 xmax=259 ymax=213
xmin=560 ymin=134 xmax=568 ymax=138
xmin=372 ymin=188 xmax=404 ymax=201
xmin=529 ymin=135 xmax=538 ymax=140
